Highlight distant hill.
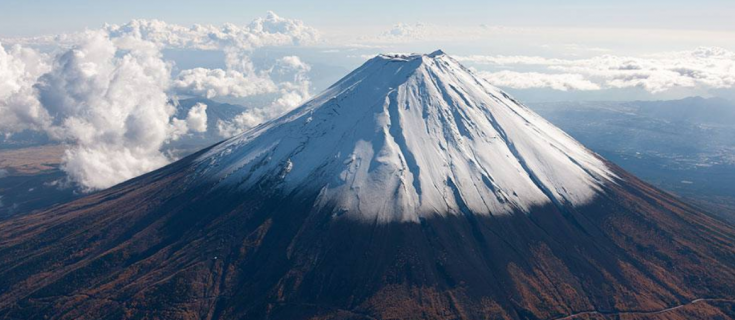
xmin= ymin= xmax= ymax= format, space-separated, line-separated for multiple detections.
xmin=529 ymin=97 xmax=735 ymax=223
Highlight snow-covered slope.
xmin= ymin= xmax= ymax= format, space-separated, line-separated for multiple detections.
xmin=194 ymin=50 xmax=615 ymax=223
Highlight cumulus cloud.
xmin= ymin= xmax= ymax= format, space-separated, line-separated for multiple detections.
xmin=4 ymin=11 xmax=320 ymax=53
xmin=5 ymin=12 xmax=317 ymax=101
xmin=462 ymin=47 xmax=735 ymax=93
xmin=0 ymin=42 xmax=52 ymax=134
xmin=379 ymin=23 xmax=432 ymax=41
xmin=217 ymin=55 xmax=312 ymax=137
xmin=0 ymin=12 xmax=319 ymax=191
xmin=116 ymin=12 xmax=318 ymax=103
xmin=172 ymin=67 xmax=277 ymax=98
xmin=0 ymin=31 xmax=213 ymax=190
xmin=33 ymin=31 xmax=188 ymax=190
xmin=478 ymin=71 xmax=601 ymax=91
xmin=104 ymin=11 xmax=320 ymax=51
xmin=186 ymin=103 xmax=208 ymax=133
xmin=169 ymin=102 xmax=209 ymax=140
xmin=109 ymin=11 xmax=318 ymax=103
xmin=457 ymin=55 xmax=565 ymax=66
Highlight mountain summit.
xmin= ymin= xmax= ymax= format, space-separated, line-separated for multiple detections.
xmin=193 ymin=51 xmax=613 ymax=222
xmin=0 ymin=51 xmax=733 ymax=320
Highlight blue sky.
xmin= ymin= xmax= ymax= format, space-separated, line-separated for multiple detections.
xmin=2 ymin=0 xmax=734 ymax=36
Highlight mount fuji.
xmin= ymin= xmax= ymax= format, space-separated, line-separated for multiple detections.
xmin=193 ymin=50 xmax=613 ymax=223
xmin=0 ymin=51 xmax=732 ymax=320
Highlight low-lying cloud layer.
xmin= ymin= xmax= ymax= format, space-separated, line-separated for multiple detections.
xmin=459 ymin=47 xmax=735 ymax=93
xmin=0 ymin=12 xmax=317 ymax=191
xmin=105 ymin=11 xmax=319 ymax=50
xmin=172 ymin=68 xmax=277 ymax=99
xmin=477 ymin=71 xmax=601 ymax=91
xmin=216 ymin=55 xmax=312 ymax=138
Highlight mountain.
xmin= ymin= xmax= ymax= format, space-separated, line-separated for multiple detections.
xmin=194 ymin=50 xmax=615 ymax=222
xmin=0 ymin=51 xmax=733 ymax=320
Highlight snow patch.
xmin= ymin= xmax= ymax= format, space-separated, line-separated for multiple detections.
xmin=194 ymin=51 xmax=616 ymax=223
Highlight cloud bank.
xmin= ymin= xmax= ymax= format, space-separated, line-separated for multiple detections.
xmin=217 ymin=55 xmax=312 ymax=137
xmin=477 ymin=71 xmax=601 ymax=91
xmin=0 ymin=12 xmax=317 ymax=191
xmin=26 ymin=31 xmax=182 ymax=190
xmin=172 ymin=68 xmax=277 ymax=98
xmin=106 ymin=11 xmax=317 ymax=103
xmin=0 ymin=42 xmax=51 ymax=134
xmin=460 ymin=47 xmax=735 ymax=93
xmin=185 ymin=103 xmax=208 ymax=133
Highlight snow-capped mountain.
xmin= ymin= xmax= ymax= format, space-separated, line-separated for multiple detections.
xmin=195 ymin=50 xmax=614 ymax=222
xmin=0 ymin=51 xmax=732 ymax=320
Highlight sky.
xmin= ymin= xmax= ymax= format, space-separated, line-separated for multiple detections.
xmin=2 ymin=0 xmax=735 ymax=37
xmin=1 ymin=1 xmax=734 ymax=190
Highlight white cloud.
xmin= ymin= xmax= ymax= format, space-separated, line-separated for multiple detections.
xmin=478 ymin=71 xmax=601 ymax=91
xmin=456 ymin=55 xmax=565 ymax=65
xmin=62 ymin=146 xmax=170 ymax=191
xmin=169 ymin=102 xmax=208 ymax=139
xmin=246 ymin=11 xmax=320 ymax=46
xmin=104 ymin=11 xmax=320 ymax=51
xmin=216 ymin=113 xmax=262 ymax=138
xmin=4 ymin=11 xmax=320 ymax=53
xmin=110 ymin=12 xmax=318 ymax=102
xmin=380 ymin=23 xmax=431 ymax=41
xmin=34 ymin=31 xmax=187 ymax=191
xmin=186 ymin=103 xmax=208 ymax=133
xmin=0 ymin=31 xmax=206 ymax=190
xmin=130 ymin=13 xmax=318 ymax=103
xmin=0 ymin=42 xmax=52 ymax=134
xmin=462 ymin=47 xmax=735 ymax=93
xmin=0 ymin=12 xmax=320 ymax=191
xmin=172 ymin=67 xmax=277 ymax=98
xmin=217 ymin=56 xmax=312 ymax=137
xmin=278 ymin=55 xmax=311 ymax=71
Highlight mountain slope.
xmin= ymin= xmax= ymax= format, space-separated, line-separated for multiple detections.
xmin=193 ymin=50 xmax=613 ymax=223
xmin=0 ymin=51 xmax=733 ymax=320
